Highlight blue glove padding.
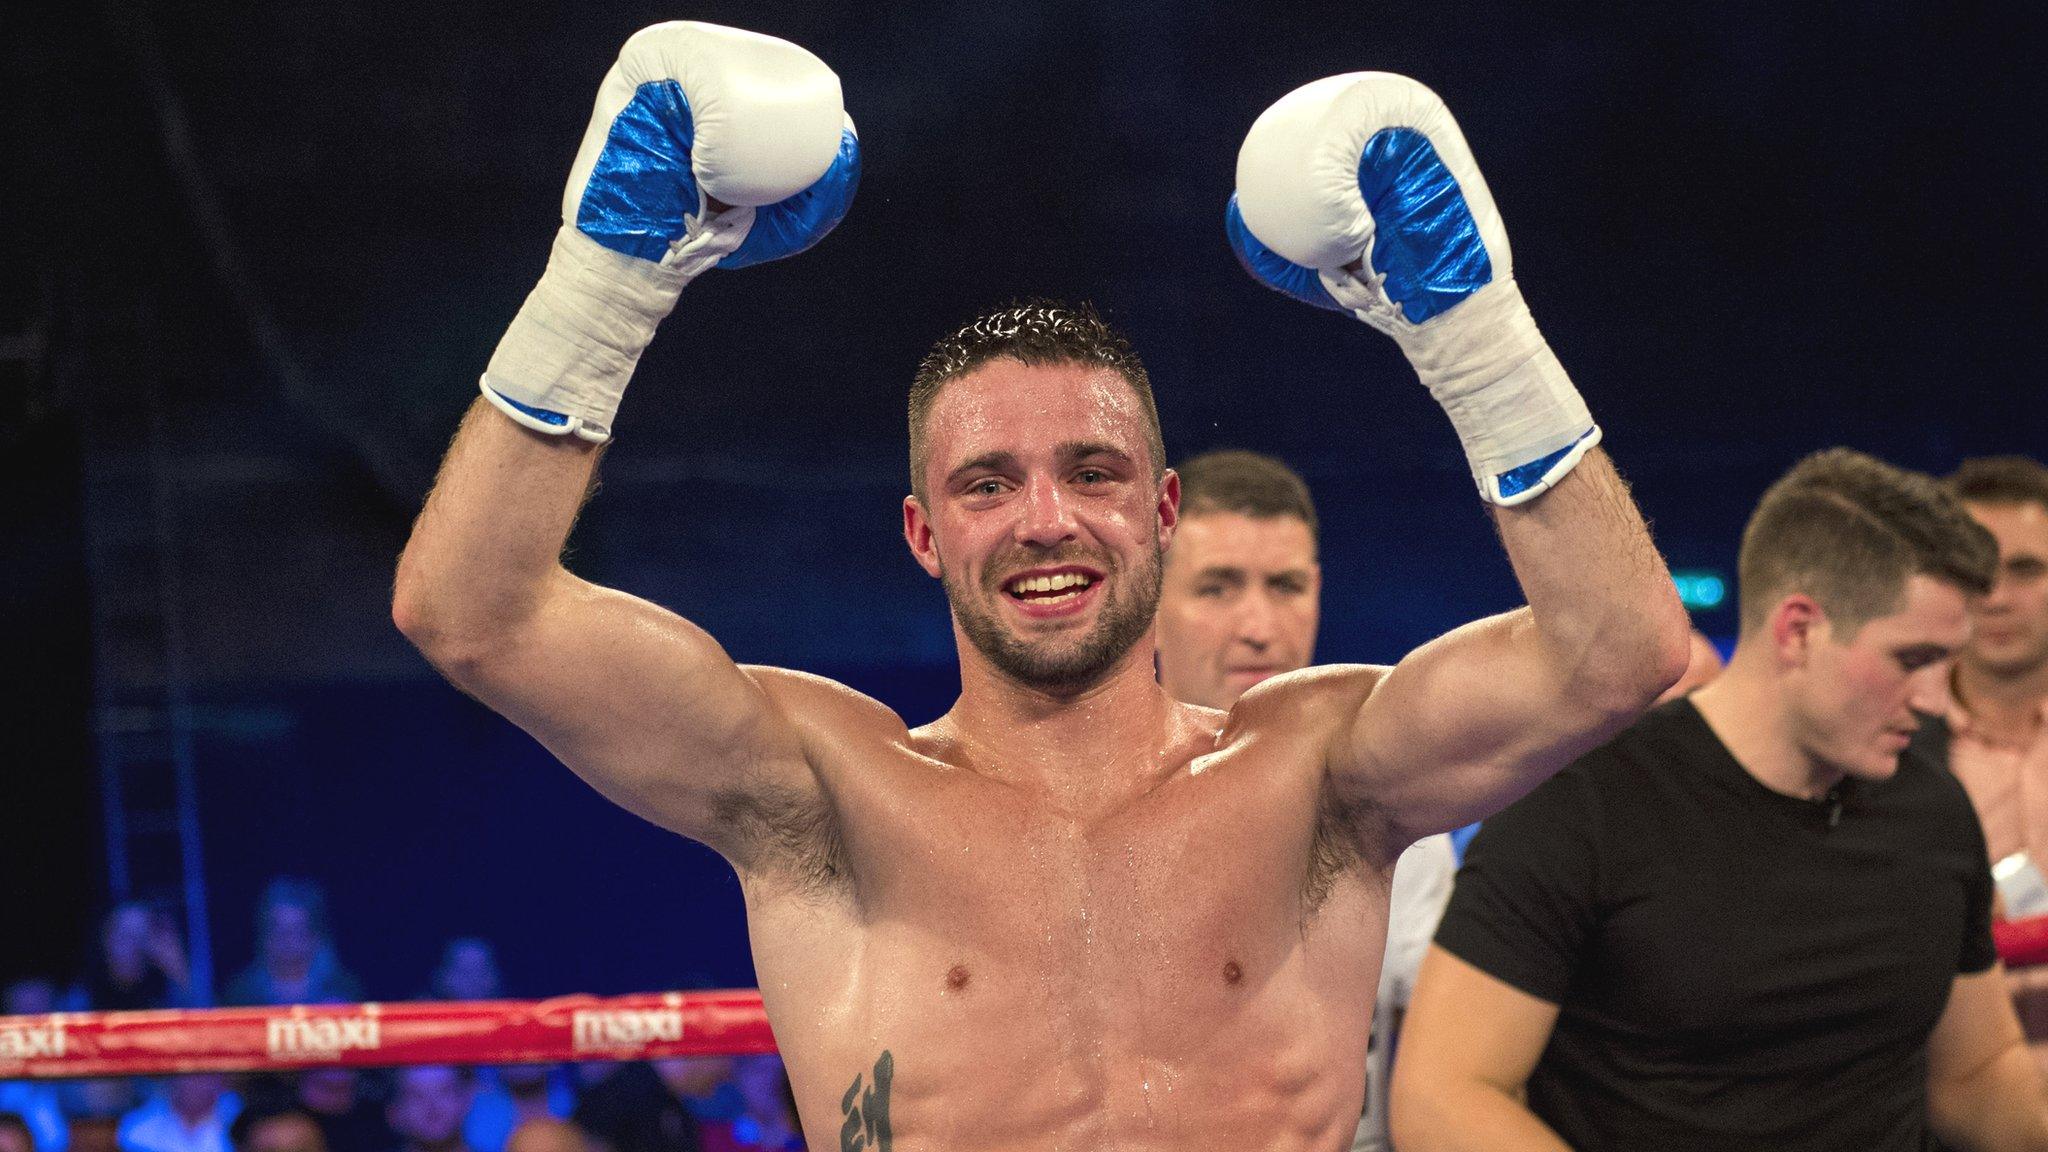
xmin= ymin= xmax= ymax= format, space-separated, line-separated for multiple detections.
xmin=575 ymin=79 xmax=860 ymax=269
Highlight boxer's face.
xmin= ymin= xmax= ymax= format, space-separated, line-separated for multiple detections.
xmin=1961 ymin=499 xmax=2048 ymax=680
xmin=1789 ymin=574 xmax=1968 ymax=781
xmin=1156 ymin=511 xmax=1320 ymax=710
xmin=905 ymin=359 xmax=1178 ymax=692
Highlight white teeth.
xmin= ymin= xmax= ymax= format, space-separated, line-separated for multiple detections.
xmin=1009 ymin=572 xmax=1093 ymax=596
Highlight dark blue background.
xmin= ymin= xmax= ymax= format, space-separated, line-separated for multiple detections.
xmin=2 ymin=0 xmax=2039 ymax=996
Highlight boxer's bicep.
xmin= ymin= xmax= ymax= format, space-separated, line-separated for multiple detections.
xmin=1332 ymin=609 xmax=1614 ymax=841
xmin=450 ymin=569 xmax=824 ymax=867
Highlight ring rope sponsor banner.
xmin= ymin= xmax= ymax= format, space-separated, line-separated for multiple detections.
xmin=0 ymin=990 xmax=773 ymax=1079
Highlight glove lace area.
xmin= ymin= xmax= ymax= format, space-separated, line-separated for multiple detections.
xmin=1322 ymin=270 xmax=1599 ymax=507
xmin=481 ymin=209 xmax=753 ymax=443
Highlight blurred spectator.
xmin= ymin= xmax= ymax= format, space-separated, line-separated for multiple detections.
xmin=64 ymin=1118 xmax=117 ymax=1152
xmin=294 ymin=1071 xmax=387 ymax=1152
xmin=463 ymin=1067 xmax=570 ymax=1152
xmin=2 ymin=981 xmax=56 ymax=1016
xmin=426 ymin=941 xmax=500 ymax=1004
xmin=1 ymin=982 xmax=68 ymax=1152
xmin=725 ymin=1059 xmax=800 ymax=1152
xmin=385 ymin=1068 xmax=473 ymax=1152
xmin=223 ymin=880 xmax=363 ymax=1007
xmin=0 ymin=1087 xmax=63 ymax=1152
xmin=228 ymin=1097 xmax=327 ymax=1152
xmin=571 ymin=1065 xmax=700 ymax=1152
xmin=117 ymin=1077 xmax=239 ymax=1152
xmin=651 ymin=1061 xmax=741 ymax=1152
xmin=61 ymin=1081 xmax=137 ymax=1152
xmin=66 ymin=902 xmax=191 ymax=1012
xmin=501 ymin=1121 xmax=588 ymax=1152
xmin=1 ymin=1113 xmax=36 ymax=1152
xmin=1936 ymin=456 xmax=2048 ymax=1066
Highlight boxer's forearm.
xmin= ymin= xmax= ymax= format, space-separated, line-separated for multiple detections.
xmin=1391 ymin=1080 xmax=1572 ymax=1152
xmin=1491 ymin=448 xmax=1688 ymax=715
xmin=393 ymin=397 xmax=603 ymax=658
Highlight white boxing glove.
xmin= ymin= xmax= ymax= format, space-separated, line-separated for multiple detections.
xmin=482 ymin=21 xmax=860 ymax=443
xmin=1227 ymin=73 xmax=1597 ymax=506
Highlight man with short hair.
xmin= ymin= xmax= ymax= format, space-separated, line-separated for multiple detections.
xmin=1393 ymin=449 xmax=2048 ymax=1151
xmin=394 ymin=30 xmax=1690 ymax=1148
xmin=1155 ymin=448 xmax=1457 ymax=1152
xmin=1939 ymin=455 xmax=2048 ymax=1065
xmin=230 ymin=1103 xmax=328 ymax=1152
xmin=1155 ymin=449 xmax=1323 ymax=711
xmin=386 ymin=1068 xmax=474 ymax=1152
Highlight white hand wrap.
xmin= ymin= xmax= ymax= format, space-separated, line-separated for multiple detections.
xmin=1321 ymin=272 xmax=1599 ymax=505
xmin=482 ymin=211 xmax=750 ymax=442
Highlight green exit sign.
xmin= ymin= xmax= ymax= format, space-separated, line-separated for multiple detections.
xmin=1673 ymin=569 xmax=1728 ymax=610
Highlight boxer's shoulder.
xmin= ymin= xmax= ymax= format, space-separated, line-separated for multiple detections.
xmin=740 ymin=664 xmax=923 ymax=786
xmin=743 ymin=665 xmax=912 ymax=737
xmin=1225 ymin=663 xmax=1391 ymax=744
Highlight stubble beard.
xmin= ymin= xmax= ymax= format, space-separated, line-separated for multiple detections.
xmin=944 ymin=544 xmax=1164 ymax=694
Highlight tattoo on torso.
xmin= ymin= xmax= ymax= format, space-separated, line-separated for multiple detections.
xmin=839 ymin=1050 xmax=894 ymax=1152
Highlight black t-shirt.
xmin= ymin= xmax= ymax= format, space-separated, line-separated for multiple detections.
xmin=1434 ymin=700 xmax=1996 ymax=1151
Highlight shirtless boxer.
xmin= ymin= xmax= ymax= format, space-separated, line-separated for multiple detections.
xmin=392 ymin=25 xmax=1690 ymax=1152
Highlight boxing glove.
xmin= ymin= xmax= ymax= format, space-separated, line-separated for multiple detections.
xmin=483 ymin=21 xmax=861 ymax=443
xmin=1228 ymin=73 xmax=1596 ymax=506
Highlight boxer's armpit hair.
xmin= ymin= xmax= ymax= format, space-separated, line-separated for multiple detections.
xmin=713 ymin=781 xmax=849 ymax=898
xmin=1305 ymin=779 xmax=1372 ymax=918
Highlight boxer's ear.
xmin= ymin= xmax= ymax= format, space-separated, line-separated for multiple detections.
xmin=904 ymin=495 xmax=944 ymax=578
xmin=1156 ymin=469 xmax=1181 ymax=551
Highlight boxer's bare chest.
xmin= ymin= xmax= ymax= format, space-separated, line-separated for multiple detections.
xmin=745 ymin=717 xmax=1391 ymax=1151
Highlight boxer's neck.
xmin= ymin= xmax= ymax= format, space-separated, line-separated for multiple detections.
xmin=947 ymin=641 xmax=1187 ymax=802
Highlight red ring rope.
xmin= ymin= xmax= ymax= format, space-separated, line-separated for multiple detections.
xmin=0 ymin=990 xmax=772 ymax=1079
xmin=9 ymin=920 xmax=2048 ymax=1082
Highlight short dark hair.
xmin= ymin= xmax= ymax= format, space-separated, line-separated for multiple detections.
xmin=908 ymin=300 xmax=1163 ymax=501
xmin=1946 ymin=455 xmax=2048 ymax=514
xmin=1175 ymin=450 xmax=1318 ymax=542
xmin=1738 ymin=448 xmax=1997 ymax=637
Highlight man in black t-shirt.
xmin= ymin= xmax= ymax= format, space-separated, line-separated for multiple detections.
xmin=1391 ymin=450 xmax=2048 ymax=1151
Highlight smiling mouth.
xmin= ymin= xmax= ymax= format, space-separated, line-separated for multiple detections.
xmin=1002 ymin=569 xmax=1098 ymax=605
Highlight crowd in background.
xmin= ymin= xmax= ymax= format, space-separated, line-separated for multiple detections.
xmin=7 ymin=452 xmax=2047 ymax=1152
xmin=1 ymin=880 xmax=805 ymax=1152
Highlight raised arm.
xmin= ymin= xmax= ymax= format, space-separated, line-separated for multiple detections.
xmin=1227 ymin=73 xmax=1688 ymax=843
xmin=392 ymin=22 xmax=862 ymax=870
xmin=1342 ymin=448 xmax=1681 ymax=837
